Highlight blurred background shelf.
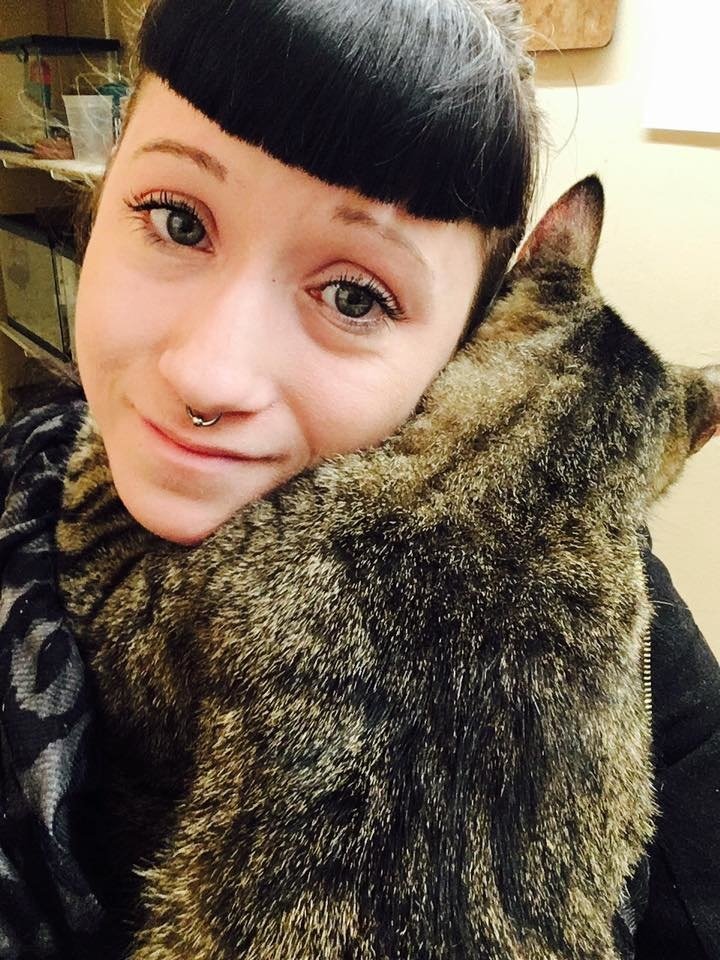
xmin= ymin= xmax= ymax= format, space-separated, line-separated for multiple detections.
xmin=0 ymin=319 xmax=75 ymax=377
xmin=0 ymin=0 xmax=134 ymax=417
xmin=0 ymin=149 xmax=104 ymax=182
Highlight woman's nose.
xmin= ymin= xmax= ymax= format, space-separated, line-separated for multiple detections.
xmin=157 ymin=272 xmax=284 ymax=416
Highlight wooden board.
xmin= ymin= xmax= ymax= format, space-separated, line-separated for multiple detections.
xmin=521 ymin=0 xmax=620 ymax=51
xmin=45 ymin=0 xmax=142 ymax=67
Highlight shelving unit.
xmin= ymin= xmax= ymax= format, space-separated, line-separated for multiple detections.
xmin=0 ymin=0 xmax=135 ymax=416
xmin=0 ymin=318 xmax=78 ymax=380
xmin=0 ymin=149 xmax=103 ymax=183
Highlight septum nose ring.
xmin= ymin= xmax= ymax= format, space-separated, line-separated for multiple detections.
xmin=186 ymin=405 xmax=223 ymax=427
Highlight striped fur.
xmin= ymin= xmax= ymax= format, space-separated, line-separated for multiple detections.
xmin=55 ymin=177 xmax=719 ymax=959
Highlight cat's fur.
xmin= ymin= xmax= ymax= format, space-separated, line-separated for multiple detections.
xmin=56 ymin=177 xmax=720 ymax=959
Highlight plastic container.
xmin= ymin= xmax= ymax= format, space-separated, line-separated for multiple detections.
xmin=62 ymin=93 xmax=114 ymax=162
xmin=0 ymin=35 xmax=121 ymax=152
xmin=54 ymin=243 xmax=80 ymax=360
xmin=0 ymin=213 xmax=78 ymax=361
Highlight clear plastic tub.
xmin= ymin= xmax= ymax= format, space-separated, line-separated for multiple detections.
xmin=62 ymin=93 xmax=114 ymax=162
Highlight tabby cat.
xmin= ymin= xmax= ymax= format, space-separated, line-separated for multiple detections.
xmin=56 ymin=176 xmax=719 ymax=959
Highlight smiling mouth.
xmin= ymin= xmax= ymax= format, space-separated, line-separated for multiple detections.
xmin=144 ymin=417 xmax=273 ymax=462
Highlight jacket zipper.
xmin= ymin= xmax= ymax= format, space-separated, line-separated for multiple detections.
xmin=642 ymin=633 xmax=652 ymax=724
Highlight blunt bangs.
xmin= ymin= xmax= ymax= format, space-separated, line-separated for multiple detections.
xmin=138 ymin=0 xmax=538 ymax=229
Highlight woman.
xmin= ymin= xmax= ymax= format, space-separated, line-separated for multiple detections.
xmin=0 ymin=0 xmax=718 ymax=957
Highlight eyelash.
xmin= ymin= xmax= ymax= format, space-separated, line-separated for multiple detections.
xmin=124 ymin=191 xmax=407 ymax=328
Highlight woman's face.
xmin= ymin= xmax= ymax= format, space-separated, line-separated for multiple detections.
xmin=76 ymin=75 xmax=485 ymax=544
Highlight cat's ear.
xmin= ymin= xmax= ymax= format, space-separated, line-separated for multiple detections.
xmin=515 ymin=175 xmax=605 ymax=272
xmin=689 ymin=364 xmax=720 ymax=453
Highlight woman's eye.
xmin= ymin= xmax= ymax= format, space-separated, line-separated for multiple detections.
xmin=149 ymin=206 xmax=208 ymax=248
xmin=321 ymin=281 xmax=376 ymax=319
xmin=125 ymin=192 xmax=211 ymax=251
xmin=317 ymin=275 xmax=405 ymax=331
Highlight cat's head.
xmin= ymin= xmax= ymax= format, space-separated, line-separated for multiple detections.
xmin=485 ymin=175 xmax=719 ymax=503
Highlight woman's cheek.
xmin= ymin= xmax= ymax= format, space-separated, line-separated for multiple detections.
xmin=77 ymin=254 xmax=161 ymax=378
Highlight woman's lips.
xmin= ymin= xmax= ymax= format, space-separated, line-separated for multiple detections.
xmin=142 ymin=416 xmax=269 ymax=464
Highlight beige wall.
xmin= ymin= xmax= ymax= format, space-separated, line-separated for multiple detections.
xmin=533 ymin=0 xmax=720 ymax=656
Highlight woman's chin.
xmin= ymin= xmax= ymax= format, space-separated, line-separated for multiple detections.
xmin=114 ymin=480 xmax=230 ymax=546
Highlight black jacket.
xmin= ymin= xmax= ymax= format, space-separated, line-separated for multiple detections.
xmin=635 ymin=545 xmax=720 ymax=958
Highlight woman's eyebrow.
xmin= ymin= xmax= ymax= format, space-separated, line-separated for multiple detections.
xmin=129 ymin=143 xmax=431 ymax=275
xmin=332 ymin=204 xmax=431 ymax=276
xmin=131 ymin=139 xmax=228 ymax=181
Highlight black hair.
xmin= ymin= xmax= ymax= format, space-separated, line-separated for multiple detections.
xmin=131 ymin=0 xmax=544 ymax=330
